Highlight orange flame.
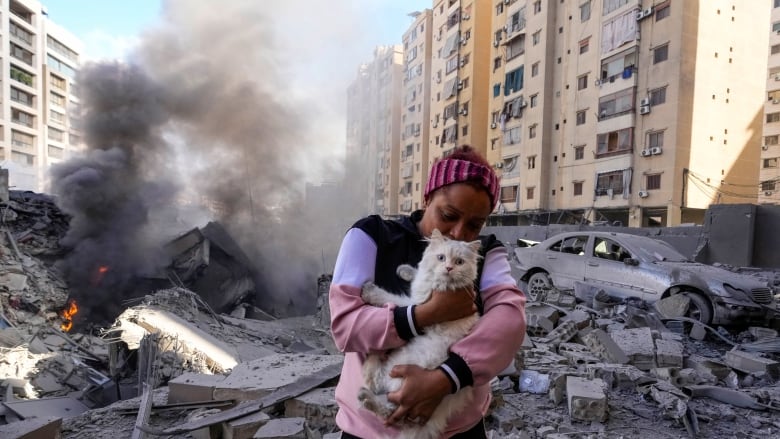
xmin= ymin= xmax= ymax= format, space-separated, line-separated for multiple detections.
xmin=91 ymin=265 xmax=110 ymax=286
xmin=60 ymin=299 xmax=78 ymax=332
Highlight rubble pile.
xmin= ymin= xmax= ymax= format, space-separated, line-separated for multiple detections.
xmin=2 ymin=190 xmax=780 ymax=438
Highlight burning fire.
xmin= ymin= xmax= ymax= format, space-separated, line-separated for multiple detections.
xmin=60 ymin=298 xmax=79 ymax=332
xmin=91 ymin=265 xmax=110 ymax=286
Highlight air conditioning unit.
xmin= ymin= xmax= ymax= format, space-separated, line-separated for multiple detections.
xmin=462 ymin=14 xmax=470 ymax=20
xmin=457 ymin=80 xmax=464 ymax=89
xmin=461 ymin=38 xmax=468 ymax=46
xmin=436 ymin=34 xmax=441 ymax=41
xmin=639 ymin=105 xmax=651 ymax=115
xmin=493 ymin=40 xmax=500 ymax=47
xmin=765 ymin=190 xmax=774 ymax=196
xmin=495 ymin=162 xmax=504 ymax=168
xmin=460 ymin=108 xmax=468 ymax=116
xmin=503 ymin=25 xmax=509 ymax=32
xmin=640 ymin=97 xmax=650 ymax=107
xmin=762 ymin=145 xmax=769 ymax=150
xmin=773 ymin=99 xmax=780 ymax=104
xmin=518 ymin=98 xmax=527 ymax=108
xmin=650 ymin=146 xmax=663 ymax=155
xmin=432 ymin=123 xmax=438 ymax=128
xmin=775 ymin=74 xmax=780 ymax=81
xmin=460 ymin=59 xmax=466 ymax=67
xmin=491 ymin=122 xmax=497 ymax=129
xmin=504 ymin=0 xmax=510 ymax=4
xmin=638 ymin=190 xmax=649 ymax=198
xmin=643 ymin=7 xmax=654 ymax=17
xmin=594 ymin=79 xmax=601 ymax=86
xmin=640 ymin=149 xmax=652 ymax=157
xmin=635 ymin=10 xmax=645 ymax=21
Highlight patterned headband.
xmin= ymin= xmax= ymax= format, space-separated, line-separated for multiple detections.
xmin=424 ymin=158 xmax=500 ymax=210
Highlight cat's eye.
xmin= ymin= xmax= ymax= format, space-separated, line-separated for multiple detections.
xmin=437 ymin=254 xmax=446 ymax=261
xmin=454 ymin=258 xmax=464 ymax=265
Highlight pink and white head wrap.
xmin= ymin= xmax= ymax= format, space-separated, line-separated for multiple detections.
xmin=424 ymin=157 xmax=500 ymax=210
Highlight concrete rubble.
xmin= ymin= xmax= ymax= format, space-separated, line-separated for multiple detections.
xmin=1 ymin=190 xmax=780 ymax=438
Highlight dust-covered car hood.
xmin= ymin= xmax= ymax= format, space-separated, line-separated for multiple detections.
xmin=655 ymin=261 xmax=771 ymax=301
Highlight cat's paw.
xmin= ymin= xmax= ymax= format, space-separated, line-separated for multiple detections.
xmin=361 ymin=282 xmax=383 ymax=305
xmin=357 ymin=387 xmax=396 ymax=419
xmin=396 ymin=264 xmax=417 ymax=282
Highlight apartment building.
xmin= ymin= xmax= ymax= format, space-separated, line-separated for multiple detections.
xmin=345 ymin=45 xmax=404 ymax=215
xmin=488 ymin=0 xmax=768 ymax=227
xmin=0 ymin=0 xmax=82 ymax=192
xmin=762 ymin=1 xmax=780 ymax=204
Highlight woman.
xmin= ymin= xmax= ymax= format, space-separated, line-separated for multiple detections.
xmin=329 ymin=145 xmax=527 ymax=438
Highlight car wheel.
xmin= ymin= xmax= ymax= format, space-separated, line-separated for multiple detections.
xmin=527 ymin=272 xmax=552 ymax=302
xmin=683 ymin=292 xmax=712 ymax=325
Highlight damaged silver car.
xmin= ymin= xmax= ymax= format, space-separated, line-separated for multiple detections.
xmin=513 ymin=231 xmax=776 ymax=325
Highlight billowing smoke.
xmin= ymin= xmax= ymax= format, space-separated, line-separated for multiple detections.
xmin=51 ymin=0 xmax=376 ymax=319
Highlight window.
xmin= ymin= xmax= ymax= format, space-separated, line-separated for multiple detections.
xmin=768 ymin=112 xmax=780 ymax=123
xmin=763 ymin=181 xmax=777 ymax=191
xmin=596 ymin=127 xmax=633 ymax=156
xmin=501 ymin=186 xmax=518 ymax=203
xmin=48 ymin=126 xmax=65 ymax=142
xmin=577 ymin=74 xmax=588 ymax=90
xmin=648 ymin=131 xmax=664 ymax=149
xmin=573 ymin=181 xmax=583 ymax=196
xmin=11 ymin=130 xmax=34 ymax=149
xmin=526 ymin=187 xmax=535 ymax=199
xmin=493 ymin=83 xmax=501 ymax=97
xmin=598 ymin=87 xmax=635 ymax=119
xmin=579 ymin=38 xmax=590 ymax=54
xmin=494 ymin=57 xmax=502 ymax=70
xmin=48 ymin=145 xmax=64 ymax=159
xmin=600 ymin=48 xmax=637 ymax=81
xmin=580 ymin=1 xmax=591 ymax=22
xmin=504 ymin=66 xmax=524 ymax=95
xmin=773 ymin=44 xmax=780 ymax=55
xmin=50 ymin=74 xmax=66 ymax=91
xmin=11 ymin=151 xmax=34 ymax=166
xmin=655 ymin=1 xmax=670 ymax=21
xmin=47 ymin=54 xmax=76 ymax=79
xmin=603 ymin=0 xmax=629 ymax=15
xmin=10 ymin=66 xmax=34 ymax=87
xmin=528 ymin=155 xmax=536 ymax=169
xmin=532 ymin=31 xmax=541 ymax=45
xmin=12 ymin=108 xmax=34 ymax=128
xmin=764 ymin=158 xmax=779 ymax=168
xmin=504 ymin=126 xmax=522 ymax=145
xmin=496 ymin=3 xmax=504 ymax=14
xmin=766 ymin=135 xmax=779 ymax=145
xmin=576 ymin=110 xmax=586 ymax=125
xmin=533 ymin=1 xmax=541 ymax=14
xmin=530 ymin=94 xmax=538 ymax=108
xmin=10 ymin=43 xmax=34 ymax=65
xmin=50 ymin=92 xmax=65 ymax=107
xmin=506 ymin=35 xmax=526 ymax=60
xmin=649 ymin=86 xmax=667 ymax=105
xmin=653 ymin=44 xmax=669 ymax=64
xmin=529 ymin=125 xmax=537 ymax=139
xmin=10 ymin=87 xmax=34 ymax=107
xmin=47 ymin=36 xmax=79 ymax=63
xmin=776 ymin=0 xmax=780 ymax=8
xmin=10 ymin=22 xmax=33 ymax=45
xmin=773 ymin=22 xmax=780 ymax=33
xmin=50 ymin=110 xmax=65 ymax=125
xmin=574 ymin=145 xmax=585 ymax=160
xmin=646 ymin=174 xmax=661 ymax=190
xmin=531 ymin=62 xmax=539 ymax=77
xmin=595 ymin=170 xmax=626 ymax=196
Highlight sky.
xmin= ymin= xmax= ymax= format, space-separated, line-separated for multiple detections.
xmin=42 ymin=0 xmax=430 ymax=62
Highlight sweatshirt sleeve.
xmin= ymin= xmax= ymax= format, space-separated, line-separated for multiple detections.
xmin=329 ymin=228 xmax=408 ymax=353
xmin=441 ymin=245 xmax=527 ymax=391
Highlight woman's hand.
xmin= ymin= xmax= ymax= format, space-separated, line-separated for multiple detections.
xmin=415 ymin=287 xmax=477 ymax=327
xmin=385 ymin=365 xmax=451 ymax=426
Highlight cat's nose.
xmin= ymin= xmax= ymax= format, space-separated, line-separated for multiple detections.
xmin=445 ymin=266 xmax=453 ymax=272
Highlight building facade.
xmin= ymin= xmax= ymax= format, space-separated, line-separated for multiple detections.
xmin=0 ymin=0 xmax=82 ymax=192
xmin=761 ymin=0 xmax=780 ymax=204
xmin=348 ymin=0 xmax=770 ymax=226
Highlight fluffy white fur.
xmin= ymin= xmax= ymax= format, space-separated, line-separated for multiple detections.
xmin=358 ymin=229 xmax=482 ymax=439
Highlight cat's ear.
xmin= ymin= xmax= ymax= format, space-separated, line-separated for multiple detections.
xmin=430 ymin=229 xmax=444 ymax=240
xmin=468 ymin=240 xmax=482 ymax=254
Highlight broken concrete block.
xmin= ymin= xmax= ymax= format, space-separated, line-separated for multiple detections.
xmin=685 ymin=354 xmax=731 ymax=381
xmin=518 ymin=370 xmax=550 ymax=394
xmin=748 ymin=327 xmax=778 ymax=340
xmin=652 ymin=367 xmax=683 ymax=387
xmin=581 ymin=329 xmax=628 ymax=364
xmin=558 ymin=309 xmax=591 ymax=330
xmin=655 ymin=338 xmax=684 ymax=368
xmin=724 ymin=350 xmax=780 ymax=378
xmin=525 ymin=305 xmax=559 ymax=337
xmin=540 ymin=321 xmax=577 ymax=346
xmin=0 ymin=416 xmax=62 ymax=439
xmin=519 ymin=348 xmax=570 ymax=372
xmin=214 ymin=354 xmax=343 ymax=402
xmin=557 ymin=342 xmax=600 ymax=366
xmin=584 ymin=363 xmax=644 ymax=390
xmin=653 ymin=295 xmax=690 ymax=319
xmin=168 ymin=373 xmax=227 ymax=404
xmin=689 ymin=323 xmax=707 ymax=341
xmin=283 ymin=387 xmax=337 ymax=433
xmin=610 ymin=327 xmax=656 ymax=370
xmin=222 ymin=411 xmax=271 ymax=439
xmin=566 ymin=376 xmax=607 ymax=422
xmin=252 ymin=417 xmax=306 ymax=438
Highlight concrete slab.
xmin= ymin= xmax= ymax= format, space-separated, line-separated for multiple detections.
xmin=0 ymin=416 xmax=62 ymax=439
xmin=4 ymin=397 xmax=90 ymax=419
xmin=222 ymin=410 xmax=271 ymax=439
xmin=168 ymin=373 xmax=226 ymax=404
xmin=252 ymin=417 xmax=306 ymax=438
xmin=214 ymin=354 xmax=343 ymax=402
xmin=283 ymin=387 xmax=337 ymax=432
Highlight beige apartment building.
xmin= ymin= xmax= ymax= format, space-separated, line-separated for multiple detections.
xmin=346 ymin=45 xmax=404 ymax=216
xmin=761 ymin=0 xmax=780 ymax=204
xmin=0 ymin=0 xmax=82 ymax=192
xmin=350 ymin=0 xmax=770 ymax=225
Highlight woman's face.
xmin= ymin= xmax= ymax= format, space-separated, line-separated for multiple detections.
xmin=419 ymin=183 xmax=491 ymax=242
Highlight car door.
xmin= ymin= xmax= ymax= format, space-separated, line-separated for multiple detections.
xmin=543 ymin=235 xmax=589 ymax=290
xmin=584 ymin=236 xmax=651 ymax=301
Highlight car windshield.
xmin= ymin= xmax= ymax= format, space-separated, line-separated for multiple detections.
xmin=621 ymin=236 xmax=690 ymax=262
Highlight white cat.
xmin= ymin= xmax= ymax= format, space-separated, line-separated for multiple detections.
xmin=358 ymin=229 xmax=482 ymax=439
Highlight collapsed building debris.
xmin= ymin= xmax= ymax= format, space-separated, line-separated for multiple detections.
xmin=3 ymin=190 xmax=780 ymax=438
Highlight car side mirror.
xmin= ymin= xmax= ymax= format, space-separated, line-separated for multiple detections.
xmin=623 ymin=258 xmax=639 ymax=266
